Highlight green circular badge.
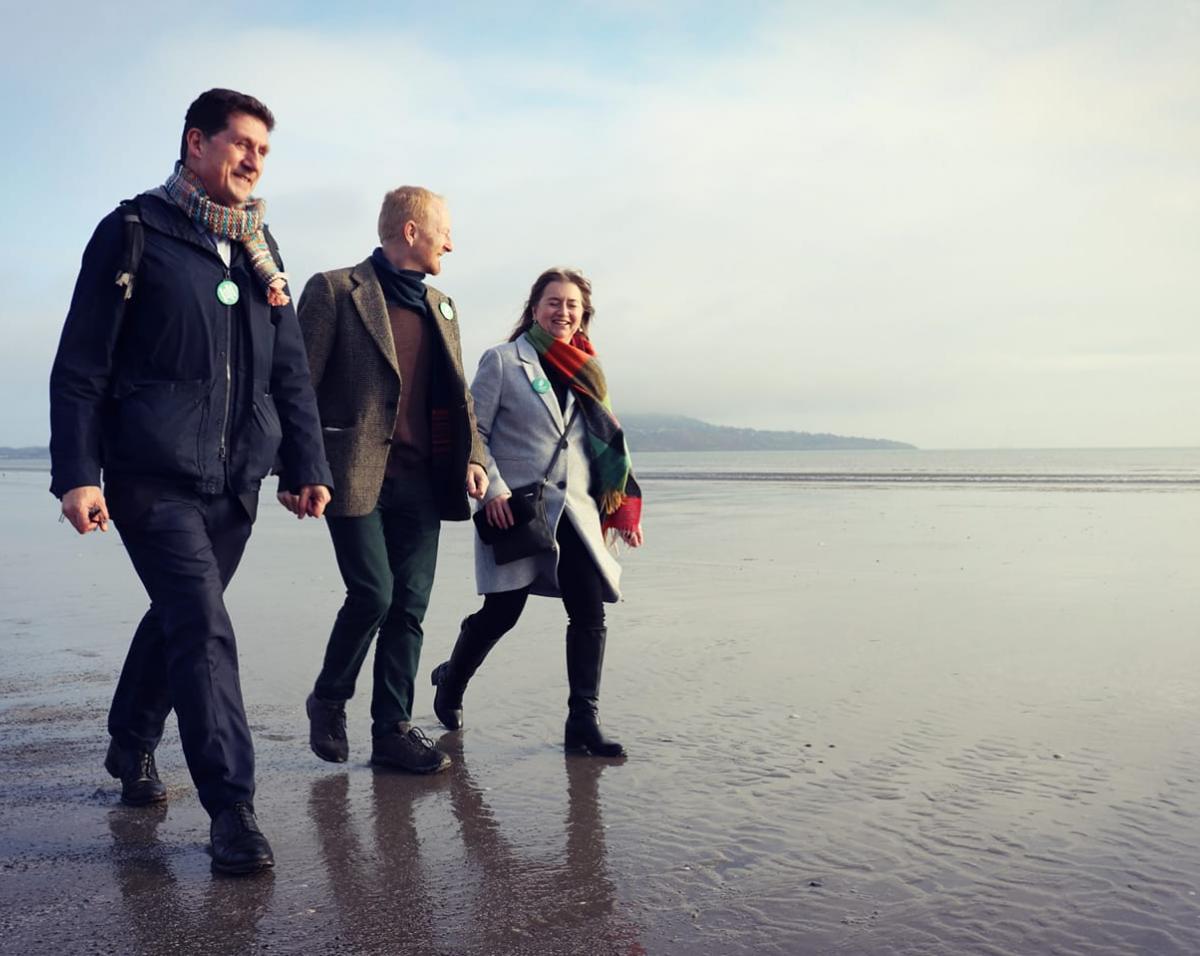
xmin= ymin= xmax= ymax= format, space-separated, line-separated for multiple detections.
xmin=216 ymin=279 xmax=240 ymax=306
xmin=531 ymin=377 xmax=551 ymax=394
xmin=438 ymin=300 xmax=455 ymax=320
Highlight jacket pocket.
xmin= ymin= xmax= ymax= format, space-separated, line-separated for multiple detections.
xmin=243 ymin=389 xmax=283 ymax=480
xmin=108 ymin=380 xmax=206 ymax=479
xmin=317 ymin=421 xmax=360 ymax=471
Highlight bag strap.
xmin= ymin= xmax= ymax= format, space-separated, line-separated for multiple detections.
xmin=113 ymin=198 xmax=144 ymax=303
xmin=539 ymin=404 xmax=580 ymax=484
xmin=106 ymin=198 xmax=144 ymax=382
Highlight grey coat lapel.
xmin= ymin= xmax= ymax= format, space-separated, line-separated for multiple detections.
xmin=348 ymin=258 xmax=398 ymax=376
xmin=515 ymin=335 xmax=564 ymax=432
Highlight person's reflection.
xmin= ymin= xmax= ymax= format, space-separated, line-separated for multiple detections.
xmin=561 ymin=756 xmax=645 ymax=955
xmin=107 ymin=801 xmax=176 ymax=954
xmin=443 ymin=735 xmax=645 ymax=955
xmin=107 ymin=804 xmax=274 ymax=955
xmin=370 ymin=769 xmax=437 ymax=947
xmin=307 ymin=771 xmax=435 ymax=952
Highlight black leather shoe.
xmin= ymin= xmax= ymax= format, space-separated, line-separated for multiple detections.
xmin=210 ymin=802 xmax=275 ymax=875
xmin=306 ymin=692 xmax=349 ymax=763
xmin=370 ymin=723 xmax=451 ymax=774
xmin=104 ymin=739 xmax=167 ymax=805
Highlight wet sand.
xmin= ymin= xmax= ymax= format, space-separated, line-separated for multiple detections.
xmin=2 ymin=467 xmax=1199 ymax=955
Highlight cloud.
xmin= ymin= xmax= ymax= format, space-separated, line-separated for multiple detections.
xmin=4 ymin=1 xmax=1198 ymax=447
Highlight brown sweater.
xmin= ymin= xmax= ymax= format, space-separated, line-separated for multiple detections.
xmin=385 ymin=304 xmax=433 ymax=473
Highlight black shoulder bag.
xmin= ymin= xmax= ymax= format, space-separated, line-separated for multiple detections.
xmin=474 ymin=406 xmax=579 ymax=565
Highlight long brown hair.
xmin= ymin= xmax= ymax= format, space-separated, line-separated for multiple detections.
xmin=507 ymin=268 xmax=595 ymax=342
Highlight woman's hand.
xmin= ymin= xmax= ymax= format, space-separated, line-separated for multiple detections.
xmin=485 ymin=493 xmax=514 ymax=529
xmin=619 ymin=524 xmax=644 ymax=548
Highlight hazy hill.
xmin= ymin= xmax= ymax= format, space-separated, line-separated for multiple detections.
xmin=620 ymin=414 xmax=914 ymax=452
xmin=2 ymin=417 xmax=914 ymax=460
xmin=0 ymin=446 xmax=48 ymax=460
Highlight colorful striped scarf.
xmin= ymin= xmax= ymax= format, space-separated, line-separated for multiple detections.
xmin=163 ymin=163 xmax=287 ymax=297
xmin=524 ymin=324 xmax=642 ymax=536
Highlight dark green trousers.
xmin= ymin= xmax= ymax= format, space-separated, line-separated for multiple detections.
xmin=314 ymin=471 xmax=440 ymax=735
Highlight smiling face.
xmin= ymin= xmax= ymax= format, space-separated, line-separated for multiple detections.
xmin=184 ymin=111 xmax=271 ymax=207
xmin=532 ymin=281 xmax=585 ymax=341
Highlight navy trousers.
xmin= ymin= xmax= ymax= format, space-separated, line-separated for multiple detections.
xmin=108 ymin=486 xmax=255 ymax=817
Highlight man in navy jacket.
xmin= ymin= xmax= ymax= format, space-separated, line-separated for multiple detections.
xmin=49 ymin=88 xmax=332 ymax=875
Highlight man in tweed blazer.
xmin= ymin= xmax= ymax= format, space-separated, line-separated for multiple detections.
xmin=283 ymin=186 xmax=487 ymax=773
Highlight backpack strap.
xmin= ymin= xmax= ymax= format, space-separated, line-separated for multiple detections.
xmin=114 ymin=198 xmax=144 ymax=301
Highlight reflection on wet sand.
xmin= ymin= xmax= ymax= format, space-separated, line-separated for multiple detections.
xmin=307 ymin=770 xmax=437 ymax=952
xmin=108 ymin=805 xmax=274 ymax=956
xmin=444 ymin=740 xmax=645 ymax=955
xmin=302 ymin=740 xmax=645 ymax=955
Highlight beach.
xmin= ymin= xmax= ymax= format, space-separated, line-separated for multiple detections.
xmin=2 ymin=451 xmax=1199 ymax=955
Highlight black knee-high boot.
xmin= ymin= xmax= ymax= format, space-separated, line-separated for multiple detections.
xmin=564 ymin=625 xmax=625 ymax=757
xmin=431 ymin=617 xmax=501 ymax=730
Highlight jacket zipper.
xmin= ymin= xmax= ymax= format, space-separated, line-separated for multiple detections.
xmin=218 ymin=268 xmax=233 ymax=462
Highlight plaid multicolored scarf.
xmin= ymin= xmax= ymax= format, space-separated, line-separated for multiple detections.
xmin=524 ymin=323 xmax=643 ymax=536
xmin=163 ymin=163 xmax=287 ymax=296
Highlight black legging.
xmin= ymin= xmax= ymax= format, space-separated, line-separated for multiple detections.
xmin=470 ymin=516 xmax=606 ymax=638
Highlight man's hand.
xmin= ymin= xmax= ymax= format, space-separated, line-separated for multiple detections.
xmin=276 ymin=490 xmax=302 ymax=515
xmin=61 ymin=485 xmax=109 ymax=534
xmin=466 ymin=463 xmax=488 ymax=500
xmin=278 ymin=485 xmax=330 ymax=519
xmin=298 ymin=484 xmax=332 ymax=518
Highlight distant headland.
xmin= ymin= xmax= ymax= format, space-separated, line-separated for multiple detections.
xmin=619 ymin=415 xmax=914 ymax=452
xmin=1 ymin=418 xmax=914 ymax=461
xmin=0 ymin=446 xmax=50 ymax=460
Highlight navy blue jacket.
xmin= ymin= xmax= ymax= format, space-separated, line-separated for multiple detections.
xmin=49 ymin=192 xmax=332 ymax=506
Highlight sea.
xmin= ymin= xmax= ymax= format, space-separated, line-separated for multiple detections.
xmin=9 ymin=445 xmax=1200 ymax=487
xmin=635 ymin=446 xmax=1200 ymax=488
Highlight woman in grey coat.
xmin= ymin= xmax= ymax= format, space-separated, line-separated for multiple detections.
xmin=430 ymin=268 xmax=643 ymax=756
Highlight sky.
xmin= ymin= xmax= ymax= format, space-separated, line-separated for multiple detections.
xmin=2 ymin=0 xmax=1197 ymax=449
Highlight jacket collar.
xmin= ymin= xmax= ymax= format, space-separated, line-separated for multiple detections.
xmin=136 ymin=190 xmax=230 ymax=261
xmin=349 ymin=257 xmax=400 ymax=376
xmin=515 ymin=334 xmax=572 ymax=432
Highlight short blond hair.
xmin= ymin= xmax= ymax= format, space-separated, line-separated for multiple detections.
xmin=378 ymin=186 xmax=443 ymax=242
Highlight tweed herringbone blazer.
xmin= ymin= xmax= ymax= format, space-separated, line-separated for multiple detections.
xmin=295 ymin=257 xmax=485 ymax=518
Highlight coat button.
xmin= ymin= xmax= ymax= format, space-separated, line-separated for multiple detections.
xmin=559 ymin=440 xmax=569 ymax=450
xmin=556 ymin=480 xmax=567 ymax=490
